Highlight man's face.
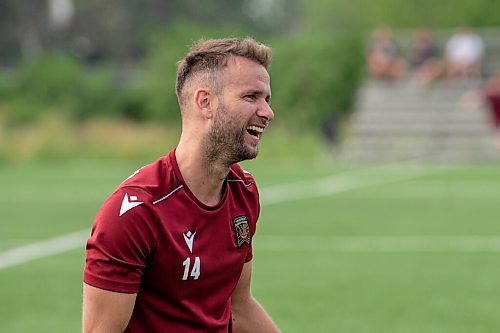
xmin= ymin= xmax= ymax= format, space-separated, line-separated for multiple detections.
xmin=205 ymin=56 xmax=274 ymax=166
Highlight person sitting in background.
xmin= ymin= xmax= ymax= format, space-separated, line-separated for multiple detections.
xmin=366 ymin=26 xmax=406 ymax=80
xmin=445 ymin=27 xmax=484 ymax=82
xmin=409 ymin=28 xmax=443 ymax=86
xmin=460 ymin=72 xmax=500 ymax=149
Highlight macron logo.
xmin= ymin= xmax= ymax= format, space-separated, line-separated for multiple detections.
xmin=119 ymin=193 xmax=144 ymax=216
xmin=183 ymin=231 xmax=196 ymax=253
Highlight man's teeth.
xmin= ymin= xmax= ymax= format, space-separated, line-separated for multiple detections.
xmin=246 ymin=125 xmax=264 ymax=133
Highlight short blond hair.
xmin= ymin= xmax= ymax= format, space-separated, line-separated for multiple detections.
xmin=176 ymin=37 xmax=272 ymax=106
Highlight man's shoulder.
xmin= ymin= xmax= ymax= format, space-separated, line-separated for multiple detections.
xmin=121 ymin=154 xmax=177 ymax=192
xmin=121 ymin=157 xmax=160 ymax=184
xmin=106 ymin=153 xmax=180 ymax=207
xmin=229 ymin=163 xmax=257 ymax=187
xmin=227 ymin=164 xmax=260 ymax=207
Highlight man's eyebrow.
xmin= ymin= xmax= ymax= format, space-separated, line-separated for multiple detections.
xmin=245 ymin=89 xmax=271 ymax=97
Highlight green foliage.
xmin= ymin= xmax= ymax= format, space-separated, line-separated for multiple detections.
xmin=301 ymin=0 xmax=500 ymax=32
xmin=2 ymin=54 xmax=78 ymax=123
xmin=16 ymin=54 xmax=82 ymax=105
xmin=0 ymin=53 xmax=118 ymax=124
xmin=0 ymin=20 xmax=363 ymax=132
xmin=72 ymin=67 xmax=117 ymax=121
xmin=140 ymin=24 xmax=193 ymax=123
xmin=270 ymin=33 xmax=364 ymax=128
xmin=2 ymin=1 xmax=500 ymax=131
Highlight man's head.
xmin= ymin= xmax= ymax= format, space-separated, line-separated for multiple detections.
xmin=176 ymin=38 xmax=274 ymax=166
xmin=176 ymin=38 xmax=272 ymax=109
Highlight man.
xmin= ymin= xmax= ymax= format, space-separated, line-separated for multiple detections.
xmin=82 ymin=37 xmax=281 ymax=333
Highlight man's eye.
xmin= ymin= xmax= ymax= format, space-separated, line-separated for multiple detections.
xmin=244 ymin=95 xmax=256 ymax=101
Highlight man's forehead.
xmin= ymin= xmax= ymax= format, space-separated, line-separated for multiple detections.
xmin=224 ymin=56 xmax=270 ymax=82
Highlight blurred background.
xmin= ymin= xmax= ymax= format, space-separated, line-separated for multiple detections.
xmin=2 ymin=1 xmax=500 ymax=332
xmin=1 ymin=0 xmax=500 ymax=162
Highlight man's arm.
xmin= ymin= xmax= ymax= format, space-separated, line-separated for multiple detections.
xmin=82 ymin=283 xmax=137 ymax=333
xmin=231 ymin=261 xmax=281 ymax=333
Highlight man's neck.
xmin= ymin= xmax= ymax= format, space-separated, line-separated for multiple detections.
xmin=175 ymin=145 xmax=230 ymax=206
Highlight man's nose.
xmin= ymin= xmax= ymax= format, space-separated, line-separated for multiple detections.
xmin=258 ymin=102 xmax=274 ymax=122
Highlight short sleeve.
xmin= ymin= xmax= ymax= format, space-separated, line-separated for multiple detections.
xmin=83 ymin=187 xmax=157 ymax=293
xmin=244 ymin=170 xmax=259 ymax=263
xmin=245 ymin=246 xmax=253 ymax=262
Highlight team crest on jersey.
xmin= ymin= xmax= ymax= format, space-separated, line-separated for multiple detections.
xmin=232 ymin=216 xmax=251 ymax=248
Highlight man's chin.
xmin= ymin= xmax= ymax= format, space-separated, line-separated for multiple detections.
xmin=245 ymin=145 xmax=259 ymax=160
xmin=236 ymin=147 xmax=258 ymax=163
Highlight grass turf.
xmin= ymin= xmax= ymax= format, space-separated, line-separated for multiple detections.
xmin=1 ymin=157 xmax=500 ymax=332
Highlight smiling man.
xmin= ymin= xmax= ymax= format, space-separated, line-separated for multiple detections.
xmin=82 ymin=38 xmax=281 ymax=333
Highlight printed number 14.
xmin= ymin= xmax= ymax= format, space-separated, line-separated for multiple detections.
xmin=182 ymin=257 xmax=201 ymax=280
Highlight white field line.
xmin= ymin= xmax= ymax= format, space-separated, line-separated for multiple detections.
xmin=0 ymin=163 xmax=438 ymax=270
xmin=260 ymin=164 xmax=431 ymax=205
xmin=0 ymin=230 xmax=89 ymax=270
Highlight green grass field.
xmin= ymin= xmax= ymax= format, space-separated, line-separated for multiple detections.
xmin=1 ymin=156 xmax=500 ymax=332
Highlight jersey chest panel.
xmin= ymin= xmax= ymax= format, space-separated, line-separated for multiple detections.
xmin=139 ymin=188 xmax=256 ymax=313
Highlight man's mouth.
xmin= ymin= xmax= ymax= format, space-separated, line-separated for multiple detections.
xmin=246 ymin=125 xmax=264 ymax=139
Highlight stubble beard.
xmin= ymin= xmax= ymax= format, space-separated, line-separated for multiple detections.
xmin=203 ymin=104 xmax=258 ymax=169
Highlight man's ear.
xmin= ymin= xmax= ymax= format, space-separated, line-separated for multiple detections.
xmin=194 ymin=88 xmax=218 ymax=119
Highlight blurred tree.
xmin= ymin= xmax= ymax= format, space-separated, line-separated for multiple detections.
xmin=0 ymin=0 xmax=299 ymax=65
xmin=300 ymin=0 xmax=500 ymax=33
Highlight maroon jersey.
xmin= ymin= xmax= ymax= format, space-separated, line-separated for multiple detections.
xmin=84 ymin=149 xmax=259 ymax=332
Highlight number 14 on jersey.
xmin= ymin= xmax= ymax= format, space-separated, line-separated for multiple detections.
xmin=182 ymin=256 xmax=201 ymax=280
